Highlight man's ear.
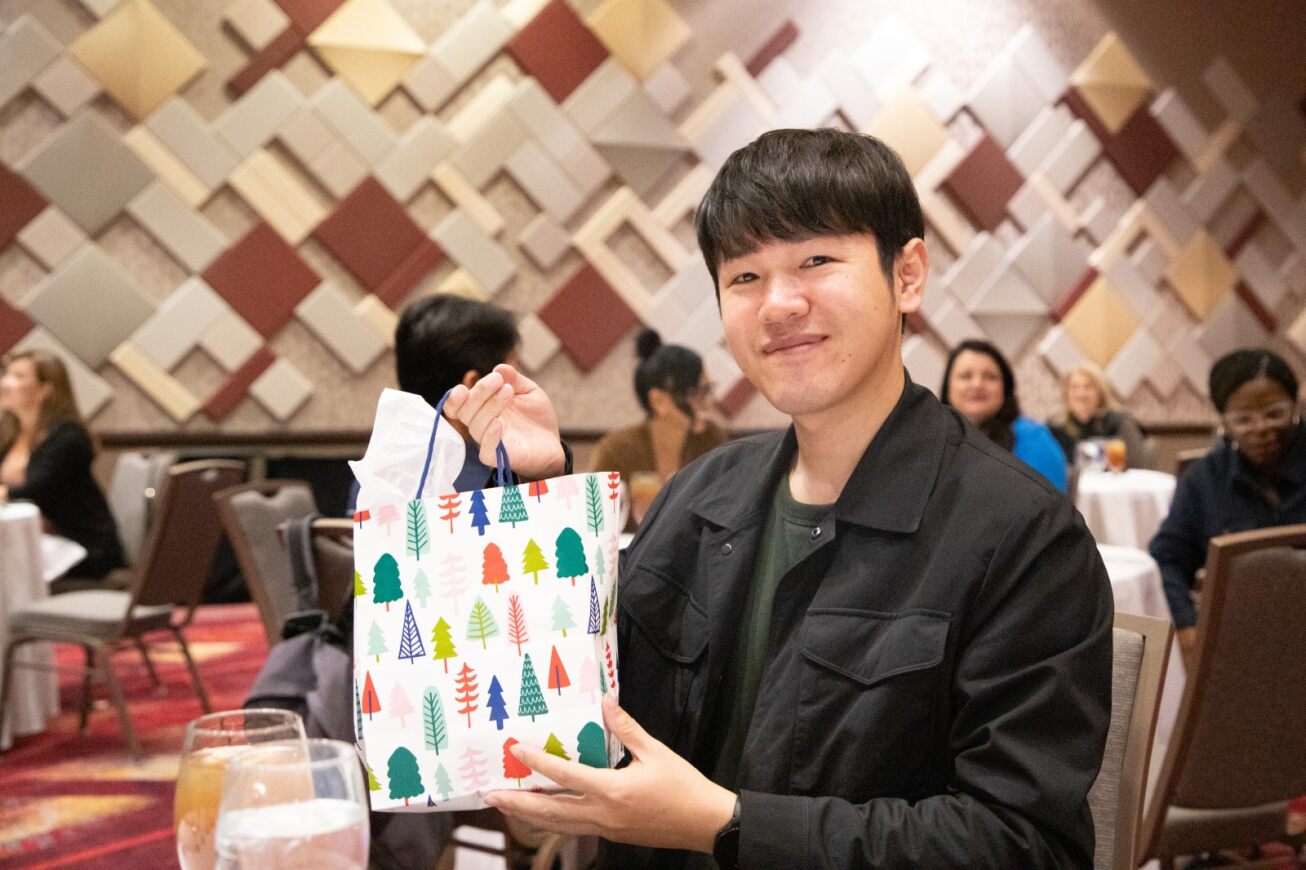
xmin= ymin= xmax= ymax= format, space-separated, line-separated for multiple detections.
xmin=461 ymin=369 xmax=479 ymax=388
xmin=895 ymin=238 xmax=928 ymax=314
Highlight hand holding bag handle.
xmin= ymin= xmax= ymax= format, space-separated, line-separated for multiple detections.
xmin=416 ymin=389 xmax=514 ymax=500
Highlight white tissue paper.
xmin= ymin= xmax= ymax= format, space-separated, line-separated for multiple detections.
xmin=351 ymin=389 xmax=467 ymax=511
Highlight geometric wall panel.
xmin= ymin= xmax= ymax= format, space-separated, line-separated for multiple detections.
xmin=586 ymin=0 xmax=690 ymax=81
xmin=31 ymin=57 xmax=100 ymax=118
xmin=126 ymin=181 xmax=227 ymax=272
xmin=20 ymin=246 xmax=156 ymax=368
xmin=294 ymin=282 xmax=388 ymax=374
xmin=130 ymin=276 xmax=228 ymax=371
xmin=110 ymin=340 xmax=201 ymax=422
xmin=0 ymin=15 xmax=62 ymax=110
xmin=1166 ymin=230 xmax=1237 ymax=320
xmin=202 ymin=222 xmax=319 ymax=338
xmin=69 ymin=0 xmax=207 ymax=120
xmin=538 ymin=264 xmax=639 ymax=372
xmin=506 ymin=0 xmax=609 ymax=104
xmin=0 ymin=161 xmax=47 ymax=250
xmin=18 ymin=112 xmax=155 ymax=235
xmin=306 ymin=0 xmax=424 ymax=106
xmin=14 ymin=328 xmax=113 ymax=419
xmin=15 ymin=206 xmax=86 ymax=271
xmin=249 ymin=357 xmax=315 ymax=421
xmin=1068 ymin=33 xmax=1152 ymax=136
xmin=1060 ymin=275 xmax=1140 ymax=368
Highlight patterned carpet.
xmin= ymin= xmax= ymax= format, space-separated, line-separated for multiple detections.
xmin=0 ymin=604 xmax=268 ymax=869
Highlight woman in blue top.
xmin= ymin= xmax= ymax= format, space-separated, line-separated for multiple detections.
xmin=941 ymin=339 xmax=1068 ymax=491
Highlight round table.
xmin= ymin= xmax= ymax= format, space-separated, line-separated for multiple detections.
xmin=0 ymin=502 xmax=60 ymax=750
xmin=1077 ymin=469 xmax=1177 ymax=549
xmin=1098 ymin=544 xmax=1185 ymax=748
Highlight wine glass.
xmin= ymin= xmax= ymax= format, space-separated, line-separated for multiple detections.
xmin=175 ymin=709 xmax=306 ymax=870
xmin=214 ymin=738 xmax=369 ymax=870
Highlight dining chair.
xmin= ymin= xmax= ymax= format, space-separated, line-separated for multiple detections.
xmin=213 ymin=480 xmax=317 ymax=645
xmin=1136 ymin=524 xmax=1306 ymax=868
xmin=1086 ymin=612 xmax=1172 ymax=870
xmin=0 ymin=459 xmax=248 ymax=759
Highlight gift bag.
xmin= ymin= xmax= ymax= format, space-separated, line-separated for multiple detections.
xmin=352 ymin=390 xmax=622 ymax=812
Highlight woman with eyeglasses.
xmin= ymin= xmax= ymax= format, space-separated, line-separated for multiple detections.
xmin=1149 ymin=348 xmax=1305 ymax=667
xmin=591 ymin=330 xmax=728 ymax=526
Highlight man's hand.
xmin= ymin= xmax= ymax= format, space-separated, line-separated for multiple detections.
xmin=442 ymin=364 xmax=566 ymax=481
xmin=484 ymin=695 xmax=736 ymax=853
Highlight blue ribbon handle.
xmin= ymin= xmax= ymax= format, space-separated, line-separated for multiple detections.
xmin=414 ymin=389 xmax=514 ymax=500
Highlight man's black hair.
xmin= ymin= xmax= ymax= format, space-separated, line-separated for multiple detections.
xmin=394 ymin=295 xmax=519 ymax=408
xmin=940 ymin=339 xmax=1021 ymax=453
xmin=1208 ymin=348 xmax=1299 ymax=412
xmin=694 ymin=128 xmax=925 ymax=291
xmin=632 ymin=329 xmax=703 ymax=415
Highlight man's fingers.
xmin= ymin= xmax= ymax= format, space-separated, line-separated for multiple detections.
xmin=493 ymin=363 xmax=537 ymax=393
xmin=450 ymin=371 xmax=503 ymax=426
xmin=509 ymin=742 xmax=606 ymax=794
xmin=441 ymin=384 xmax=469 ymax=419
xmin=464 ymin=381 xmax=513 ymax=444
xmin=601 ymin=695 xmax=658 ymax=759
xmin=486 ymin=790 xmax=597 ymax=835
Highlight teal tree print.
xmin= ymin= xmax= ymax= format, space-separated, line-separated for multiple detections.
xmin=434 ymin=763 xmax=453 ymax=802
xmin=585 ymin=475 xmax=604 ymax=536
xmin=498 ymin=485 xmax=529 ymax=527
xmin=577 ymin=721 xmax=608 ymax=768
xmin=467 ymin=596 xmax=500 ymax=650
xmin=421 ymin=685 xmax=448 ymax=756
xmin=406 ymin=500 xmax=430 ymax=558
xmin=386 ymin=746 xmax=424 ymax=807
xmin=518 ymin=653 xmax=549 ymax=721
xmin=372 ymin=553 xmax=402 ymax=612
xmin=551 ymin=596 xmax=575 ymax=637
xmin=367 ymin=621 xmax=387 ymax=661
xmin=412 ymin=568 xmax=431 ymax=608
xmin=397 ymin=600 xmax=425 ymax=664
xmin=554 ymin=527 xmax=587 ymax=586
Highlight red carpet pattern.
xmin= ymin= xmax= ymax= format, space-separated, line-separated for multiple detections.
xmin=0 ymin=605 xmax=267 ymax=869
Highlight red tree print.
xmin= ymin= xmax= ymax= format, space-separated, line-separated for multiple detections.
xmin=353 ymin=509 xmax=370 ymax=528
xmin=482 ymin=543 xmax=509 ymax=592
xmin=506 ymin=593 xmax=529 ymax=655
xmin=604 ymin=640 xmax=617 ymax=690
xmin=454 ymin=662 xmax=479 ymax=727
xmin=502 ymin=737 xmax=531 ymax=786
xmin=438 ymin=493 xmax=461 ymax=533
xmin=547 ymin=646 xmax=570 ymax=695
xmin=361 ymin=671 xmax=381 ymax=720
xmin=528 ymin=479 xmax=549 ymax=502
xmin=606 ymin=472 xmax=620 ymax=512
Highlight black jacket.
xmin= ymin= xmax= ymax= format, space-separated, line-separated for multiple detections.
xmin=6 ymin=421 xmax=124 ymax=579
xmin=606 ymin=379 xmax=1113 ymax=869
xmin=1148 ymin=423 xmax=1306 ymax=628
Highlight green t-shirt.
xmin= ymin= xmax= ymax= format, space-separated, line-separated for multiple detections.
xmin=712 ymin=474 xmax=832 ymax=790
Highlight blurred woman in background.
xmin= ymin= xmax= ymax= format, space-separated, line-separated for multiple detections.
xmin=591 ymin=330 xmax=727 ymax=524
xmin=1150 ymin=348 xmax=1306 ymax=667
xmin=1047 ymin=362 xmax=1147 ymax=468
xmin=0 ymin=350 xmax=124 ymax=582
xmin=941 ymin=339 xmax=1067 ymax=491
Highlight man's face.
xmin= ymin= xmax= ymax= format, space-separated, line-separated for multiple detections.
xmin=716 ymin=233 xmax=923 ymax=421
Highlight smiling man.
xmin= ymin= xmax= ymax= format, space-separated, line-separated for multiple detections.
xmin=446 ymin=128 xmax=1112 ymax=869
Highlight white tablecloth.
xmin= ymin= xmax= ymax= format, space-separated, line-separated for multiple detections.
xmin=1077 ymin=469 xmax=1177 ymax=549
xmin=1 ymin=502 xmax=60 ymax=750
xmin=1098 ymin=544 xmax=1185 ymax=748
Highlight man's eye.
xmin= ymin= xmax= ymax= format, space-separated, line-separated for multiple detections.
xmin=804 ymin=255 xmax=832 ymax=267
xmin=727 ymin=272 xmax=757 ymax=286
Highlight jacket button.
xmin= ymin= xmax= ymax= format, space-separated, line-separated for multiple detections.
xmin=721 ymin=542 xmax=733 ymax=555
xmin=811 ymin=526 xmax=822 ymax=539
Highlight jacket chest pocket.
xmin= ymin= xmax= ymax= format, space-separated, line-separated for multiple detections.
xmin=791 ymin=608 xmax=950 ymax=798
xmin=618 ymin=566 xmax=708 ymax=748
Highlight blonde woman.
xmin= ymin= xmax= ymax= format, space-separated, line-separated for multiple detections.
xmin=0 ymin=350 xmax=123 ymax=581
xmin=1047 ymin=363 xmax=1146 ymax=468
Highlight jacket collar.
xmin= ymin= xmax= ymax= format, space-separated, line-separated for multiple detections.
xmin=689 ymin=372 xmax=952 ymax=534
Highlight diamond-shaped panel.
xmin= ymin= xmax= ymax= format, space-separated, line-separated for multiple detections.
xmin=587 ymin=0 xmax=690 ymax=81
xmin=313 ymin=177 xmax=445 ymax=308
xmin=943 ymin=134 xmax=1024 ymax=231
xmin=1167 ymin=230 xmax=1237 ymax=320
xmin=202 ymin=222 xmax=319 ymax=338
xmin=307 ymin=0 xmax=425 ymax=105
xmin=1067 ymin=33 xmax=1152 ymax=136
xmin=0 ymin=297 xmax=35 ymax=355
xmin=69 ymin=0 xmax=207 ymax=120
xmin=0 ymin=162 xmax=47 ymax=250
xmin=537 ymin=264 xmax=639 ymax=372
xmin=507 ymin=0 xmax=609 ymax=103
xmin=18 ymin=112 xmax=154 ymax=235
xmin=20 ymin=246 xmax=155 ymax=367
xmin=864 ymin=87 xmax=949 ymax=177
xmin=1060 ymin=275 xmax=1140 ymax=368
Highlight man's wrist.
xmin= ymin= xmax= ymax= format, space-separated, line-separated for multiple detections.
xmin=697 ymin=784 xmax=738 ymax=853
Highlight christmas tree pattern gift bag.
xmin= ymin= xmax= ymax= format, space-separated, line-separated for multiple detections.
xmin=352 ymin=392 xmax=622 ymax=812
